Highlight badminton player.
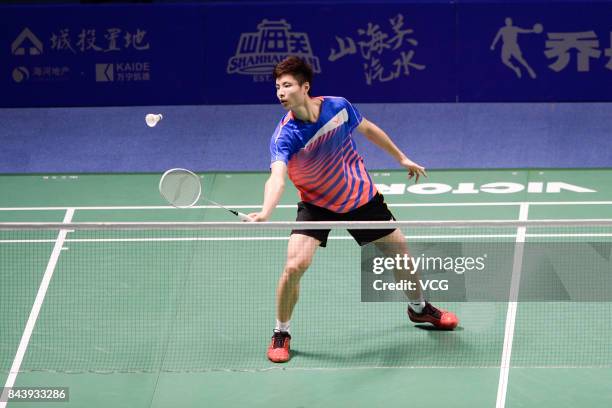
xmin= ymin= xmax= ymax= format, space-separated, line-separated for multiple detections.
xmin=247 ymin=56 xmax=459 ymax=363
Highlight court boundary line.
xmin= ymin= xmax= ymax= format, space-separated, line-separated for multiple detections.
xmin=0 ymin=209 xmax=73 ymax=408
xmin=1 ymin=200 xmax=612 ymax=211
xmin=3 ymin=364 xmax=611 ymax=375
xmin=496 ymin=203 xmax=528 ymax=408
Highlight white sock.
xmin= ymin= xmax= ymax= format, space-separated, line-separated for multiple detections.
xmin=275 ymin=319 xmax=291 ymax=333
xmin=410 ymin=301 xmax=426 ymax=313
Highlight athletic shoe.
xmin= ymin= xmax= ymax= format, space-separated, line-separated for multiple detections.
xmin=267 ymin=330 xmax=291 ymax=363
xmin=408 ymin=302 xmax=459 ymax=330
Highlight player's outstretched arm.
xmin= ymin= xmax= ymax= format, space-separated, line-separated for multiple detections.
xmin=357 ymin=118 xmax=427 ymax=183
xmin=248 ymin=161 xmax=287 ymax=221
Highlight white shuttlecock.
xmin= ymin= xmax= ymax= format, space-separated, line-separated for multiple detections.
xmin=145 ymin=113 xmax=163 ymax=127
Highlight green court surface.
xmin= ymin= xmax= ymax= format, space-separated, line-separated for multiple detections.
xmin=1 ymin=169 xmax=612 ymax=408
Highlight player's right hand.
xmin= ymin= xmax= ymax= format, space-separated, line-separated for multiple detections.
xmin=246 ymin=212 xmax=268 ymax=222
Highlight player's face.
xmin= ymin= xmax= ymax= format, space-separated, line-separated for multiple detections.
xmin=275 ymin=74 xmax=309 ymax=110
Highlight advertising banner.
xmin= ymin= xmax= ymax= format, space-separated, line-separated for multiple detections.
xmin=0 ymin=5 xmax=206 ymax=107
xmin=1 ymin=2 xmax=611 ymax=106
xmin=204 ymin=3 xmax=456 ymax=103
xmin=458 ymin=2 xmax=612 ymax=101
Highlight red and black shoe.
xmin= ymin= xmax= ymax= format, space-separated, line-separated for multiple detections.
xmin=267 ymin=330 xmax=291 ymax=363
xmin=408 ymin=302 xmax=459 ymax=330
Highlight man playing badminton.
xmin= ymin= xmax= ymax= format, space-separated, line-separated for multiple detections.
xmin=247 ymin=56 xmax=459 ymax=363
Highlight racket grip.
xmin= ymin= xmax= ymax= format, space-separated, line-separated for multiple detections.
xmin=238 ymin=212 xmax=252 ymax=221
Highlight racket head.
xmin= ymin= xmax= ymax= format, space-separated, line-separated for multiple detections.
xmin=159 ymin=168 xmax=202 ymax=208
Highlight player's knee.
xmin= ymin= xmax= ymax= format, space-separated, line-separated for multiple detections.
xmin=284 ymin=258 xmax=311 ymax=277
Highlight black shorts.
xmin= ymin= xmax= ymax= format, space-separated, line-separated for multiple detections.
xmin=291 ymin=193 xmax=396 ymax=247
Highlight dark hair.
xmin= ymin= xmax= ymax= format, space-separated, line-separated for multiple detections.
xmin=273 ymin=56 xmax=313 ymax=88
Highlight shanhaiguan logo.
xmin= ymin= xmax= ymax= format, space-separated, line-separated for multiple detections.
xmin=227 ymin=19 xmax=321 ymax=79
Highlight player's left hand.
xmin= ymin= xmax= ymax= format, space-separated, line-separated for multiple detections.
xmin=400 ymin=158 xmax=427 ymax=183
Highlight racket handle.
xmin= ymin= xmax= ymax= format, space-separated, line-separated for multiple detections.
xmin=237 ymin=212 xmax=252 ymax=221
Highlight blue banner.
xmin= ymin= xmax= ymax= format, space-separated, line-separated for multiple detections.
xmin=0 ymin=5 xmax=206 ymax=107
xmin=203 ymin=3 xmax=456 ymax=103
xmin=457 ymin=2 xmax=612 ymax=101
xmin=1 ymin=1 xmax=612 ymax=106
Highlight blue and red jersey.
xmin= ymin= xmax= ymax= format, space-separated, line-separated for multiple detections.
xmin=269 ymin=96 xmax=377 ymax=213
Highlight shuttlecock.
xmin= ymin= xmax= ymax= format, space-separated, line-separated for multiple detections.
xmin=145 ymin=113 xmax=163 ymax=127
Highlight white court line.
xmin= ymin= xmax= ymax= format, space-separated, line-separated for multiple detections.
xmin=524 ymin=233 xmax=612 ymax=238
xmin=0 ymin=240 xmax=60 ymax=244
xmin=1 ymin=200 xmax=612 ymax=211
xmin=0 ymin=209 xmax=74 ymax=408
xmin=496 ymin=203 xmax=528 ymax=408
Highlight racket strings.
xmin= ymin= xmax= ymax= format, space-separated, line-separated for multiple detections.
xmin=159 ymin=168 xmax=250 ymax=220
xmin=173 ymin=175 xmax=194 ymax=204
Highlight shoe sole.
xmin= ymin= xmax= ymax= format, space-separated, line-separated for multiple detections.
xmin=267 ymin=353 xmax=290 ymax=363
xmin=409 ymin=312 xmax=458 ymax=330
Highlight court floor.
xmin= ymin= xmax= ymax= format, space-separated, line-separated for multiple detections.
xmin=1 ymin=168 xmax=612 ymax=408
